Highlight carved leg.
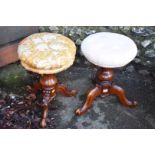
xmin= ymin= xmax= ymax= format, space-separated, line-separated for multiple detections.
xmin=40 ymin=103 xmax=48 ymax=128
xmin=26 ymin=82 xmax=41 ymax=100
xmin=56 ymin=83 xmax=77 ymax=97
xmin=109 ymin=84 xmax=138 ymax=107
xmin=39 ymin=74 xmax=57 ymax=128
xmin=40 ymin=94 xmax=55 ymax=128
xmin=16 ymin=82 xmax=41 ymax=112
xmin=75 ymin=85 xmax=102 ymax=116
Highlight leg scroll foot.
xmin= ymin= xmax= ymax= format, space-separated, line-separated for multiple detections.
xmin=109 ymin=85 xmax=138 ymax=107
xmin=75 ymin=86 xmax=102 ymax=116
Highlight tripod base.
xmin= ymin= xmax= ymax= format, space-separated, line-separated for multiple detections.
xmin=75 ymin=68 xmax=137 ymax=116
xmin=27 ymin=74 xmax=77 ymax=128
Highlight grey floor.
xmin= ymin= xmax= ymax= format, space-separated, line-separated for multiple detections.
xmin=52 ymin=65 xmax=155 ymax=129
xmin=0 ymin=60 xmax=155 ymax=129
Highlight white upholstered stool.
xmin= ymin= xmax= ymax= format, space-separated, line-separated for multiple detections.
xmin=76 ymin=32 xmax=138 ymax=116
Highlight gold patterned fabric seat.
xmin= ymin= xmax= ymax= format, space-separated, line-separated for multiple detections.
xmin=18 ymin=32 xmax=76 ymax=74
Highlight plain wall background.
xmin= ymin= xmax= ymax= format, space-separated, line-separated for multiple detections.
xmin=0 ymin=26 xmax=39 ymax=46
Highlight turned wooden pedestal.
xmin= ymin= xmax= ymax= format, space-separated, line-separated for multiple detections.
xmin=27 ymin=74 xmax=77 ymax=128
xmin=75 ymin=68 xmax=138 ymax=116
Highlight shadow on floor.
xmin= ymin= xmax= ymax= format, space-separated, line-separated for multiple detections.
xmin=0 ymin=61 xmax=155 ymax=129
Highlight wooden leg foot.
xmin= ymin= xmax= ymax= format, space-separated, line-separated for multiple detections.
xmin=109 ymin=84 xmax=138 ymax=107
xmin=75 ymin=86 xmax=102 ymax=116
xmin=56 ymin=84 xmax=77 ymax=97
xmin=40 ymin=103 xmax=48 ymax=128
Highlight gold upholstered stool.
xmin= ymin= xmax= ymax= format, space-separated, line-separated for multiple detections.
xmin=18 ymin=32 xmax=77 ymax=128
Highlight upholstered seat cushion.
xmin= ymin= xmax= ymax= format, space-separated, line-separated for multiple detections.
xmin=81 ymin=32 xmax=137 ymax=68
xmin=18 ymin=33 xmax=76 ymax=74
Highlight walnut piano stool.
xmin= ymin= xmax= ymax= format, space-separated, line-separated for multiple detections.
xmin=18 ymin=32 xmax=77 ymax=128
xmin=75 ymin=32 xmax=138 ymax=116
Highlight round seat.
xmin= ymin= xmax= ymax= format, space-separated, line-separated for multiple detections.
xmin=18 ymin=32 xmax=76 ymax=74
xmin=81 ymin=32 xmax=137 ymax=68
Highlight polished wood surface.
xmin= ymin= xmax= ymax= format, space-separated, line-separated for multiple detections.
xmin=27 ymin=74 xmax=77 ymax=128
xmin=56 ymin=84 xmax=77 ymax=97
xmin=76 ymin=68 xmax=138 ymax=116
xmin=76 ymin=85 xmax=102 ymax=116
xmin=109 ymin=84 xmax=137 ymax=107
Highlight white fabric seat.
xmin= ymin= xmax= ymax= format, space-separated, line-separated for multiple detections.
xmin=81 ymin=32 xmax=137 ymax=68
